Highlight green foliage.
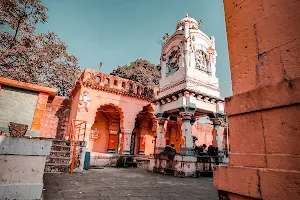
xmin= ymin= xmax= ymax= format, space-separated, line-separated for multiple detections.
xmin=0 ymin=0 xmax=81 ymax=96
xmin=110 ymin=59 xmax=161 ymax=87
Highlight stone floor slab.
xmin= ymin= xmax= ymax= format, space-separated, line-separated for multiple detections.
xmin=43 ymin=168 xmax=218 ymax=200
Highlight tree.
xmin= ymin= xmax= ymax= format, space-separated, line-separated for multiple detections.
xmin=110 ymin=59 xmax=161 ymax=87
xmin=0 ymin=0 xmax=81 ymax=96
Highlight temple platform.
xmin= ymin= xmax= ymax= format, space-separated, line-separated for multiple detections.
xmin=89 ymin=152 xmax=151 ymax=168
xmin=148 ymin=154 xmax=225 ymax=177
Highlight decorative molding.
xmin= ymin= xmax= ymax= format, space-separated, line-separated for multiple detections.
xmin=159 ymin=78 xmax=219 ymax=94
xmin=203 ymin=97 xmax=210 ymax=102
xmin=123 ymin=129 xmax=133 ymax=133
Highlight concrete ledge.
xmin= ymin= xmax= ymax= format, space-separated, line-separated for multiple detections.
xmin=0 ymin=184 xmax=43 ymax=200
xmin=90 ymin=152 xmax=119 ymax=167
xmin=0 ymin=136 xmax=52 ymax=156
xmin=225 ymin=78 xmax=300 ymax=116
xmin=0 ymin=136 xmax=52 ymax=199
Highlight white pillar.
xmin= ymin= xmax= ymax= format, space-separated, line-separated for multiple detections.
xmin=161 ymin=59 xmax=167 ymax=79
xmin=183 ymin=21 xmax=190 ymax=69
xmin=155 ymin=119 xmax=166 ymax=153
xmin=180 ymin=114 xmax=193 ymax=155
xmin=122 ymin=129 xmax=132 ymax=155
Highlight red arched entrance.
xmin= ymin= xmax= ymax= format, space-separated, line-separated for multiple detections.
xmin=133 ymin=104 xmax=156 ymax=155
xmin=89 ymin=104 xmax=124 ymax=153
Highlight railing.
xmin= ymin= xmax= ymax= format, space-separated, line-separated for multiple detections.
xmin=68 ymin=119 xmax=87 ymax=174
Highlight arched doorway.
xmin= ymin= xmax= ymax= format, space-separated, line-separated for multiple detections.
xmin=133 ymin=105 xmax=156 ymax=155
xmin=89 ymin=104 xmax=124 ymax=153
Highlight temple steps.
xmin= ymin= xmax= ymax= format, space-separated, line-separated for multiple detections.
xmin=44 ymin=163 xmax=70 ymax=173
xmin=134 ymin=156 xmax=151 ymax=169
xmin=44 ymin=139 xmax=71 ymax=173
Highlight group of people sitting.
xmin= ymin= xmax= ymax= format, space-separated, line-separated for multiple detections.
xmin=160 ymin=141 xmax=218 ymax=157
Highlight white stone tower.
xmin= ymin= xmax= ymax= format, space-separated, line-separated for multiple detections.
xmin=154 ymin=14 xmax=224 ymax=155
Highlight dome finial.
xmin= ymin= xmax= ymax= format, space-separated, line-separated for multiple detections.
xmin=186 ymin=13 xmax=189 ymax=18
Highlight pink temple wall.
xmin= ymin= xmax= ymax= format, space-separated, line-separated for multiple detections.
xmin=192 ymin=122 xmax=214 ymax=147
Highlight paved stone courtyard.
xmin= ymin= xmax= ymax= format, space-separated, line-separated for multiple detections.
xmin=43 ymin=168 xmax=218 ymax=200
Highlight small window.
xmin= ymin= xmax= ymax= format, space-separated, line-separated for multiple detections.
xmin=137 ymin=86 xmax=141 ymax=94
xmin=96 ymin=76 xmax=101 ymax=83
xmin=122 ymin=82 xmax=126 ymax=88
xmin=129 ymin=83 xmax=133 ymax=90
xmin=114 ymin=80 xmax=118 ymax=86
xmin=104 ymin=78 xmax=109 ymax=84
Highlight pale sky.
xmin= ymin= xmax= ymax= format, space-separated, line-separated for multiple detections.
xmin=37 ymin=0 xmax=232 ymax=97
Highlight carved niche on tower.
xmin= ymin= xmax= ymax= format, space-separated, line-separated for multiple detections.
xmin=166 ymin=46 xmax=181 ymax=76
xmin=195 ymin=49 xmax=211 ymax=75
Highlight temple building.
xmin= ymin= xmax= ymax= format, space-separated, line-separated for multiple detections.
xmin=0 ymin=14 xmax=228 ymax=174
xmin=65 ymin=14 xmax=227 ymax=167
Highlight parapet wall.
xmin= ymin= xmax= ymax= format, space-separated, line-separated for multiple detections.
xmin=74 ymin=69 xmax=158 ymax=101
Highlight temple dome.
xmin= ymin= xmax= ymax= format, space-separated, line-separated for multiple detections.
xmin=176 ymin=14 xmax=200 ymax=31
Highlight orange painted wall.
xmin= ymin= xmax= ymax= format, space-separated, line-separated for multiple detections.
xmin=144 ymin=134 xmax=155 ymax=155
xmin=89 ymin=112 xmax=109 ymax=153
xmin=31 ymin=92 xmax=49 ymax=131
xmin=69 ymin=85 xmax=81 ymax=123
xmin=75 ymin=87 xmax=150 ymax=129
xmin=73 ymin=87 xmax=151 ymax=153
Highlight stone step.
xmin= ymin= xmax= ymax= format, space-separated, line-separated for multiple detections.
xmin=51 ymin=145 xmax=71 ymax=151
xmin=50 ymin=150 xmax=71 ymax=157
xmin=46 ymin=157 xmax=71 ymax=165
xmin=52 ymin=139 xmax=70 ymax=146
xmin=44 ymin=163 xmax=70 ymax=173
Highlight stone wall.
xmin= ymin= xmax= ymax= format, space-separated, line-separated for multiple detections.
xmin=214 ymin=0 xmax=300 ymax=199
xmin=40 ymin=96 xmax=71 ymax=139
xmin=0 ymin=85 xmax=38 ymax=130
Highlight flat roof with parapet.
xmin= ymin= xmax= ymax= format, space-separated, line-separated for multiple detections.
xmin=0 ymin=77 xmax=57 ymax=97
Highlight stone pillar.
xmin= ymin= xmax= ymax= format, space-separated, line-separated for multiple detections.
xmin=154 ymin=118 xmax=166 ymax=154
xmin=212 ymin=121 xmax=224 ymax=157
xmin=183 ymin=17 xmax=190 ymax=68
xmin=121 ymin=129 xmax=132 ymax=155
xmin=160 ymin=58 xmax=166 ymax=79
xmin=84 ymin=124 xmax=93 ymax=150
xmin=31 ymin=92 xmax=49 ymax=131
xmin=210 ymin=115 xmax=225 ymax=157
xmin=180 ymin=113 xmax=193 ymax=155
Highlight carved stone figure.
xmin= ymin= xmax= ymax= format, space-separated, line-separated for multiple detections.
xmin=166 ymin=47 xmax=180 ymax=76
xmin=78 ymin=91 xmax=91 ymax=112
xmin=195 ymin=50 xmax=210 ymax=74
xmin=91 ymin=128 xmax=99 ymax=139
